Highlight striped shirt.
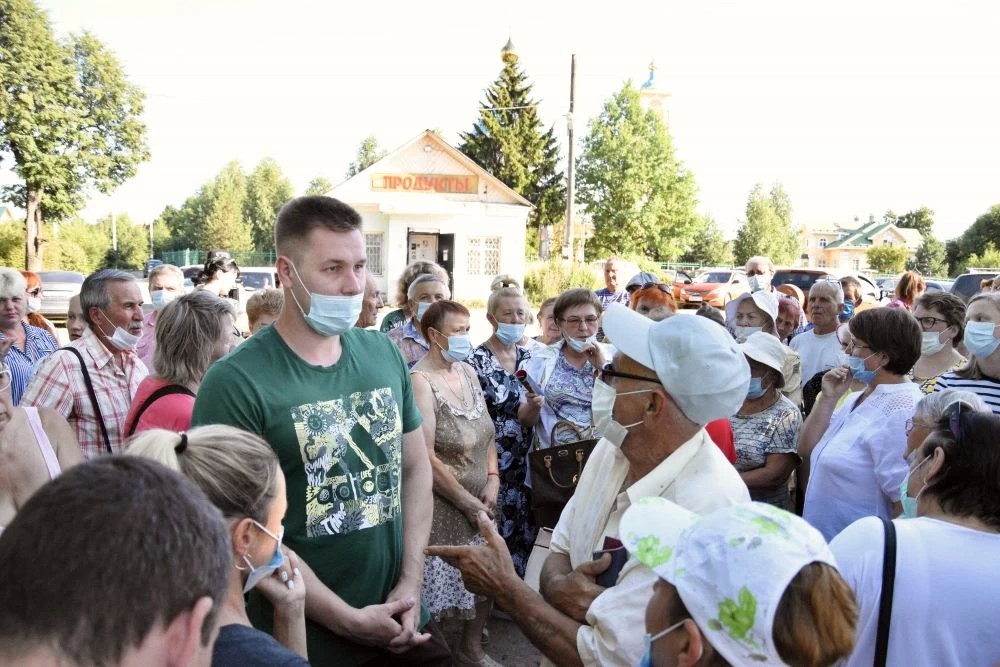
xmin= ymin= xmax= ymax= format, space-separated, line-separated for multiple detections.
xmin=0 ymin=322 xmax=58 ymax=405
xmin=21 ymin=326 xmax=147 ymax=459
xmin=933 ymin=372 xmax=1000 ymax=414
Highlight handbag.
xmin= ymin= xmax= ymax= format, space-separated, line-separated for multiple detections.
xmin=528 ymin=418 xmax=598 ymax=529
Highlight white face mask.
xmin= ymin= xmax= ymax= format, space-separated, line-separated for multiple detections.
xmin=289 ymin=263 xmax=364 ymax=337
xmin=99 ymin=311 xmax=140 ymax=351
xmin=591 ymin=378 xmax=652 ymax=448
xmin=734 ymin=325 xmax=763 ymax=340
xmin=27 ymin=296 xmax=41 ymax=313
xmin=921 ymin=330 xmax=947 ymax=356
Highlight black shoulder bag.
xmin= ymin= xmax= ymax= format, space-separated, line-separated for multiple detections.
xmin=874 ymin=517 xmax=897 ymax=667
xmin=59 ymin=347 xmax=113 ymax=455
xmin=125 ymin=384 xmax=196 ymax=437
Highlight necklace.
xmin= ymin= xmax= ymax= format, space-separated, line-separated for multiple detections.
xmin=436 ymin=365 xmax=473 ymax=410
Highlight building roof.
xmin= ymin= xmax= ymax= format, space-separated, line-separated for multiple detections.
xmin=820 ymin=218 xmax=920 ymax=250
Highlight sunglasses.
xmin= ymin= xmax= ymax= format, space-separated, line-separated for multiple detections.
xmin=598 ymin=363 xmax=661 ymax=385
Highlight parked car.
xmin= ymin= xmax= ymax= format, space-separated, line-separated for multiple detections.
xmin=677 ymin=269 xmax=748 ymax=308
xmin=143 ymin=259 xmax=164 ymax=277
xmin=37 ymin=271 xmax=85 ymax=324
xmin=951 ymin=272 xmax=998 ymax=302
xmin=670 ymin=270 xmax=695 ymax=302
xmin=924 ymin=279 xmax=954 ymax=293
xmin=238 ymin=266 xmax=280 ymax=292
xmin=771 ymin=268 xmax=883 ymax=304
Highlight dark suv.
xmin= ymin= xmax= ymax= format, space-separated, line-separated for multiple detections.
xmin=950 ymin=272 xmax=998 ymax=302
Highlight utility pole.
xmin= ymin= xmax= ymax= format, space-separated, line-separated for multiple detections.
xmin=148 ymin=222 xmax=154 ymax=259
xmin=111 ymin=213 xmax=118 ymax=268
xmin=564 ymin=54 xmax=576 ymax=262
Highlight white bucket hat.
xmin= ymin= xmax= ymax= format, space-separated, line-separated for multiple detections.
xmin=621 ymin=497 xmax=837 ymax=667
xmin=738 ymin=332 xmax=787 ymax=374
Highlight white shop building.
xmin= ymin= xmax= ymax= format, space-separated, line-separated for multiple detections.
xmin=328 ymin=130 xmax=533 ymax=303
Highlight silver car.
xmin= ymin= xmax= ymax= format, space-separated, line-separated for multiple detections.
xmin=37 ymin=271 xmax=85 ymax=324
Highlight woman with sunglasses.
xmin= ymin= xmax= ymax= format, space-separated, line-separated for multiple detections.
xmin=909 ymin=292 xmax=967 ymax=392
xmin=0 ymin=340 xmax=82 ymax=533
xmin=629 ymin=282 xmax=677 ymax=321
xmin=830 ymin=405 xmax=1000 ymax=666
xmin=127 ymin=425 xmax=309 ymax=666
xmin=933 ymin=292 xmax=1000 ymax=414
xmin=19 ymin=271 xmax=59 ymax=341
xmin=798 ymin=308 xmax=923 ymax=540
xmin=522 ymin=288 xmax=612 ymax=451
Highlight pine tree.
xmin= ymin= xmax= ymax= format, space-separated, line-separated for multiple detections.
xmin=459 ymin=46 xmax=565 ymax=258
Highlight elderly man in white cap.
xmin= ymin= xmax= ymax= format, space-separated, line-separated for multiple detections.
xmin=427 ymin=304 xmax=751 ymax=666
xmin=620 ymin=497 xmax=857 ymax=667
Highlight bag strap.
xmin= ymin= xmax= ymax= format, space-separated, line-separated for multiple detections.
xmin=126 ymin=384 xmax=196 ymax=438
xmin=874 ymin=517 xmax=897 ymax=667
xmin=59 ymin=347 xmax=112 ymax=455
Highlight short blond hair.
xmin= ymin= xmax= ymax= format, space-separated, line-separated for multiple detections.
xmin=0 ymin=267 xmax=27 ymax=299
xmin=153 ymin=291 xmax=235 ymax=386
xmin=247 ymin=288 xmax=284 ymax=329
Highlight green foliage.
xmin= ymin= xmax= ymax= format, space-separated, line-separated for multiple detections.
xmin=866 ymin=245 xmax=909 ymax=273
xmin=0 ymin=1 xmax=149 ymax=268
xmin=576 ymin=82 xmax=698 ymax=262
xmin=948 ymin=204 xmax=1000 ymax=275
xmin=459 ymin=60 xmax=566 ymax=256
xmin=197 ymin=161 xmax=252 ymax=252
xmin=683 ymin=214 xmax=733 ymax=266
xmin=896 ymin=206 xmax=935 ymax=237
xmin=733 ymin=183 xmax=799 ymax=266
xmin=909 ymin=236 xmax=948 ymax=276
xmin=966 ymin=242 xmax=1000 ymax=271
xmin=244 ymin=158 xmax=293 ymax=253
xmin=345 ymin=136 xmax=388 ymax=179
xmin=0 ymin=222 xmax=25 ymax=267
xmin=523 ymin=260 xmax=599 ymax=305
xmin=305 ymin=176 xmax=333 ymax=196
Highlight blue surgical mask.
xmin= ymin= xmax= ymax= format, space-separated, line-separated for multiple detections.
xmin=242 ymin=522 xmax=285 ymax=594
xmin=640 ymin=618 xmax=691 ymax=667
xmin=846 ymin=351 xmax=879 ymax=385
xmin=436 ymin=332 xmax=472 ymax=362
xmin=415 ymin=301 xmax=432 ymax=321
xmin=900 ymin=455 xmax=931 ymax=519
xmin=290 ymin=264 xmax=364 ymax=337
xmin=566 ymin=335 xmax=595 ymax=353
xmin=150 ymin=289 xmax=175 ymax=312
xmin=495 ymin=322 xmax=525 ymax=346
xmin=964 ymin=321 xmax=1000 ymax=359
xmin=839 ymin=299 xmax=855 ymax=322
xmin=746 ymin=377 xmax=767 ymax=399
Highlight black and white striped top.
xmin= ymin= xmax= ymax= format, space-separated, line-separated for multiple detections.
xmin=933 ymin=372 xmax=1000 ymax=415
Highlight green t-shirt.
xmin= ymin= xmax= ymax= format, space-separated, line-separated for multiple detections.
xmin=191 ymin=325 xmax=426 ymax=666
xmin=378 ymin=308 xmax=407 ymax=333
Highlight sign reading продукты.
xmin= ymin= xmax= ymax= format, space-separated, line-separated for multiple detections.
xmin=371 ymin=173 xmax=479 ymax=194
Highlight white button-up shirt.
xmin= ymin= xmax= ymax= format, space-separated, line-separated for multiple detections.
xmin=545 ymin=430 xmax=750 ymax=667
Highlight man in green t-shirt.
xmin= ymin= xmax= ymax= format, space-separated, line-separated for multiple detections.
xmin=192 ymin=196 xmax=444 ymax=666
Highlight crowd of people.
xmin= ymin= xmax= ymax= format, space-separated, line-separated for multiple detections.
xmin=1 ymin=196 xmax=999 ymax=667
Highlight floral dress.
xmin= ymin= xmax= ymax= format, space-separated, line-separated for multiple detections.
xmin=467 ymin=343 xmax=537 ymax=578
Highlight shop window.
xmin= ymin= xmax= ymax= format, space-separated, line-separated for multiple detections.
xmin=365 ymin=233 xmax=384 ymax=276
xmin=468 ymin=237 xmax=501 ymax=276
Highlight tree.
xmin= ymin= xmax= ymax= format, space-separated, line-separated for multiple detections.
xmin=866 ymin=245 xmax=909 ymax=273
xmin=459 ymin=52 xmax=565 ymax=257
xmin=576 ymin=82 xmax=698 ymax=261
xmin=1 ymin=1 xmax=149 ymax=269
xmin=305 ymin=176 xmax=333 ymax=196
xmin=949 ymin=204 xmax=1000 ymax=275
xmin=966 ymin=242 xmax=1000 ymax=271
xmin=99 ymin=213 xmax=148 ymax=269
xmin=244 ymin=158 xmax=293 ymax=253
xmin=345 ymin=136 xmax=387 ymax=179
xmin=895 ymin=206 xmax=935 ymax=237
xmin=195 ymin=162 xmax=253 ymax=253
xmin=909 ymin=236 xmax=948 ymax=276
xmin=733 ymin=183 xmax=800 ymax=266
xmin=682 ymin=214 xmax=732 ymax=266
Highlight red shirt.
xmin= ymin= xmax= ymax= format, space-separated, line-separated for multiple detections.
xmin=123 ymin=376 xmax=194 ymax=438
xmin=705 ymin=418 xmax=737 ymax=464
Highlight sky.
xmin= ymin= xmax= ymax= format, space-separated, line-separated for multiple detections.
xmin=6 ymin=0 xmax=1000 ymax=243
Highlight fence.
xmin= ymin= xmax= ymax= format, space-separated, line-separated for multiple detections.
xmin=160 ymin=249 xmax=277 ymax=268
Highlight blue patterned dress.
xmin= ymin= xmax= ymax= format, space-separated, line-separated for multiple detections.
xmin=466 ymin=343 xmax=537 ymax=578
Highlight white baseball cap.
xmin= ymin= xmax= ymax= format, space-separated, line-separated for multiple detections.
xmin=602 ymin=303 xmax=750 ymax=425
xmin=621 ymin=497 xmax=837 ymax=667
xmin=738 ymin=332 xmax=787 ymax=374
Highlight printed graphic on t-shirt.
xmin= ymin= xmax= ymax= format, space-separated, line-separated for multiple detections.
xmin=291 ymin=387 xmax=403 ymax=537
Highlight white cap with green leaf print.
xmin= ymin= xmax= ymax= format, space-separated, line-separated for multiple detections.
xmin=620 ymin=497 xmax=837 ymax=667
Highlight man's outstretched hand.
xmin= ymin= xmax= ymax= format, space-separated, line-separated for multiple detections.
xmin=425 ymin=511 xmax=517 ymax=600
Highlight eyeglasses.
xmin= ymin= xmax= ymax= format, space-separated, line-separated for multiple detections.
xmin=905 ymin=418 xmax=932 ymax=434
xmin=560 ymin=316 xmax=599 ymax=327
xmin=915 ymin=316 xmax=949 ymax=331
xmin=598 ymin=364 xmax=661 ymax=385
xmin=845 ymin=341 xmax=873 ymax=354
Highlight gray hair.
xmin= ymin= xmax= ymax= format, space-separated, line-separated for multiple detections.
xmin=80 ymin=269 xmax=136 ymax=326
xmin=0 ymin=267 xmax=27 ymax=300
xmin=407 ymin=273 xmax=449 ymax=300
xmin=746 ymin=256 xmax=774 ymax=272
xmin=809 ymin=278 xmax=845 ymax=305
xmin=153 ymin=291 xmax=236 ymax=386
xmin=914 ymin=390 xmax=990 ymax=424
xmin=148 ymin=264 xmax=184 ymax=286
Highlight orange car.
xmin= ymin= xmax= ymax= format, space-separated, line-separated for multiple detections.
xmin=677 ymin=269 xmax=750 ymax=308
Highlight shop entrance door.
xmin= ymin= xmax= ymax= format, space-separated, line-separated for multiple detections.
xmin=408 ymin=233 xmax=438 ymax=263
